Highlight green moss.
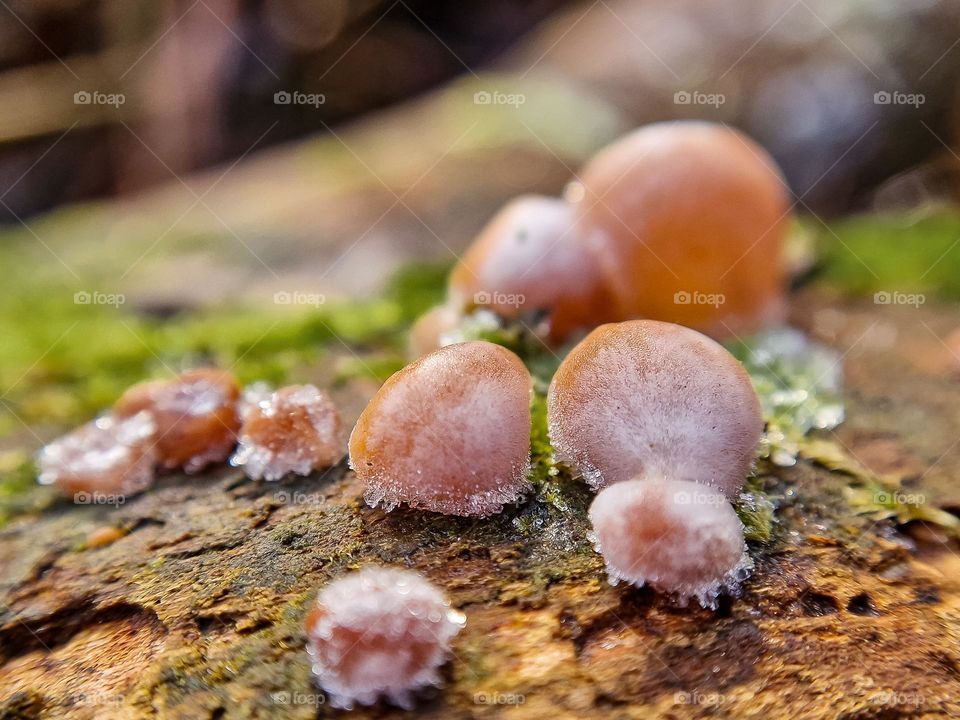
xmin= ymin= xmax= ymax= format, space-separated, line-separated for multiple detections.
xmin=811 ymin=209 xmax=960 ymax=297
xmin=736 ymin=478 xmax=776 ymax=544
xmin=845 ymin=480 xmax=960 ymax=534
xmin=0 ymin=455 xmax=52 ymax=526
xmin=0 ymin=256 xmax=450 ymax=441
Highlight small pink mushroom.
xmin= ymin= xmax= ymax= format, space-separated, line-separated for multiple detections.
xmin=349 ymin=341 xmax=532 ymax=516
xmin=37 ymin=411 xmax=157 ymax=498
xmin=230 ymin=384 xmax=342 ymax=481
xmin=448 ymin=195 xmax=611 ymax=342
xmin=547 ymin=320 xmax=762 ymax=498
xmin=305 ymin=566 xmax=465 ymax=709
xmin=114 ymin=368 xmax=240 ymax=473
xmin=407 ymin=303 xmax=461 ymax=358
xmin=589 ymin=478 xmax=750 ymax=608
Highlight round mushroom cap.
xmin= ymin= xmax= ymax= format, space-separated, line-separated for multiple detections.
xmin=589 ymin=477 xmax=750 ymax=608
xmin=571 ymin=121 xmax=790 ymax=338
xmin=349 ymin=341 xmax=532 ymax=517
xmin=450 ymin=195 xmax=612 ymax=342
xmin=548 ymin=319 xmax=762 ymax=497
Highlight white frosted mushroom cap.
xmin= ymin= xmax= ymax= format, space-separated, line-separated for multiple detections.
xmin=589 ymin=478 xmax=750 ymax=608
xmin=349 ymin=341 xmax=532 ymax=517
xmin=408 ymin=303 xmax=462 ymax=359
xmin=37 ymin=411 xmax=157 ymax=497
xmin=448 ymin=195 xmax=611 ymax=342
xmin=547 ymin=320 xmax=762 ymax=497
xmin=230 ymin=384 xmax=343 ymax=481
xmin=305 ymin=566 xmax=465 ymax=709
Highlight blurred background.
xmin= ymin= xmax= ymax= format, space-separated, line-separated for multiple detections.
xmin=3 ymin=0 xmax=960 ymax=449
xmin=4 ymin=0 xmax=960 ymax=213
xmin=3 ymin=0 xmax=960 ymax=295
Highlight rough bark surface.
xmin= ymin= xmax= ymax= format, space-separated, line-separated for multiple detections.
xmin=2 ymin=292 xmax=960 ymax=719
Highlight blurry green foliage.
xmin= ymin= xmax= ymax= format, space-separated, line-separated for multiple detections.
xmin=0 ymin=252 xmax=449 ymax=440
xmin=811 ymin=209 xmax=960 ymax=297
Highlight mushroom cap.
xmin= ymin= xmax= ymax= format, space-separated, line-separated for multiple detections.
xmin=37 ymin=411 xmax=157 ymax=497
xmin=407 ymin=303 xmax=461 ymax=359
xmin=349 ymin=341 xmax=532 ymax=517
xmin=449 ymin=195 xmax=612 ymax=341
xmin=589 ymin=477 xmax=749 ymax=607
xmin=547 ymin=319 xmax=762 ymax=497
xmin=306 ymin=566 xmax=464 ymax=709
xmin=115 ymin=368 xmax=240 ymax=473
xmin=570 ymin=121 xmax=790 ymax=338
xmin=231 ymin=384 xmax=342 ymax=481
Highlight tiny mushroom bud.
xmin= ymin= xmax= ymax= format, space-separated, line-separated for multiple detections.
xmin=349 ymin=341 xmax=532 ymax=517
xmin=589 ymin=478 xmax=751 ymax=608
xmin=570 ymin=121 xmax=790 ymax=338
xmin=449 ymin=195 xmax=611 ymax=342
xmin=548 ymin=320 xmax=762 ymax=498
xmin=115 ymin=368 xmax=241 ymax=473
xmin=306 ymin=566 xmax=465 ymax=709
xmin=37 ymin=411 xmax=157 ymax=497
xmin=408 ymin=303 xmax=461 ymax=358
xmin=231 ymin=384 xmax=343 ymax=481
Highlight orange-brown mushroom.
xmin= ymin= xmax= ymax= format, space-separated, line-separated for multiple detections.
xmin=570 ymin=121 xmax=790 ymax=338
xmin=448 ymin=195 xmax=611 ymax=342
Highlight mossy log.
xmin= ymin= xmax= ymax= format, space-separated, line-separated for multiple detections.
xmin=2 ymin=291 xmax=960 ymax=720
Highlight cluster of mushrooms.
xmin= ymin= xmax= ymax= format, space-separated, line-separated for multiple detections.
xmin=38 ymin=120 xmax=793 ymax=709
xmin=38 ymin=369 xmax=343 ymax=496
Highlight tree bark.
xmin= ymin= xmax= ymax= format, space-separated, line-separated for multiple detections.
xmin=2 ymin=292 xmax=960 ymax=719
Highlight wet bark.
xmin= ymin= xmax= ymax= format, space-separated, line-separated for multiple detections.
xmin=2 ymin=292 xmax=960 ymax=720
